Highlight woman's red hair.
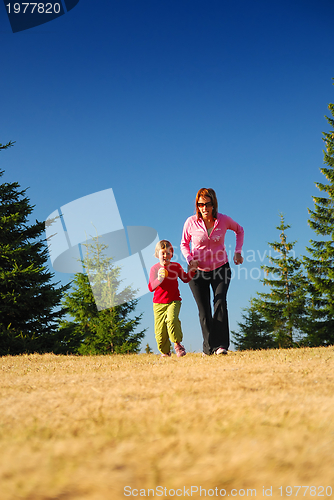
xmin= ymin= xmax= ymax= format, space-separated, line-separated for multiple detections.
xmin=195 ymin=188 xmax=218 ymax=219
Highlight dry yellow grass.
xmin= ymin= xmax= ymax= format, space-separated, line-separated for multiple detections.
xmin=0 ymin=347 xmax=333 ymax=499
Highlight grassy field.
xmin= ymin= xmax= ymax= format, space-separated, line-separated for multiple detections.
xmin=1 ymin=347 xmax=333 ymax=500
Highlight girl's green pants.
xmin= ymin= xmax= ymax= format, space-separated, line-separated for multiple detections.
xmin=153 ymin=300 xmax=183 ymax=354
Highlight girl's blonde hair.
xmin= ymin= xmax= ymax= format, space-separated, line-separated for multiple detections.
xmin=155 ymin=240 xmax=173 ymax=258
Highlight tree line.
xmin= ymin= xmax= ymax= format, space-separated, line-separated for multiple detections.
xmin=232 ymin=99 xmax=334 ymax=350
xmin=1 ymin=95 xmax=334 ymax=355
xmin=0 ymin=140 xmax=145 ymax=355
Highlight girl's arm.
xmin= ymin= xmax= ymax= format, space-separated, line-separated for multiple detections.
xmin=178 ymin=264 xmax=196 ymax=284
xmin=148 ymin=266 xmax=161 ymax=291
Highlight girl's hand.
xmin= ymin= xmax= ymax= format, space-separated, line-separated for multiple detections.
xmin=158 ymin=268 xmax=168 ymax=282
xmin=233 ymin=253 xmax=243 ymax=265
xmin=189 ymin=259 xmax=199 ymax=271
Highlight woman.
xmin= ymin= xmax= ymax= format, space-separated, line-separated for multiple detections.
xmin=180 ymin=188 xmax=244 ymax=356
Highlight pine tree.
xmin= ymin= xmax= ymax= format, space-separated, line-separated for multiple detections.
xmin=145 ymin=343 xmax=153 ymax=354
xmin=253 ymin=214 xmax=307 ymax=347
xmin=232 ymin=301 xmax=276 ymax=351
xmin=0 ymin=149 xmax=67 ymax=355
xmin=0 ymin=140 xmax=15 ymax=152
xmin=58 ymin=235 xmax=146 ymax=354
xmin=303 ymin=98 xmax=334 ymax=345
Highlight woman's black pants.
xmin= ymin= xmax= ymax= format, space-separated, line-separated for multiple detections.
xmin=189 ymin=262 xmax=231 ymax=355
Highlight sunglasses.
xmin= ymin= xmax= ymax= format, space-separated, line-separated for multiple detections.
xmin=197 ymin=202 xmax=213 ymax=208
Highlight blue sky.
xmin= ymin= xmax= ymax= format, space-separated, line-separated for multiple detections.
xmin=1 ymin=0 xmax=334 ymax=352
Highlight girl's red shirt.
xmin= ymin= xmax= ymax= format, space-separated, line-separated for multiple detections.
xmin=148 ymin=262 xmax=195 ymax=304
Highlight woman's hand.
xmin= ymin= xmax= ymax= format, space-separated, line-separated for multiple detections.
xmin=233 ymin=253 xmax=243 ymax=265
xmin=189 ymin=259 xmax=199 ymax=271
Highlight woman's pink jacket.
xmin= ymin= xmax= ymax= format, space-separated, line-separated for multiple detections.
xmin=180 ymin=213 xmax=244 ymax=272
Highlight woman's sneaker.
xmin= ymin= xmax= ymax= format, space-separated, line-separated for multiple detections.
xmin=161 ymin=352 xmax=171 ymax=357
xmin=215 ymin=348 xmax=228 ymax=355
xmin=174 ymin=342 xmax=186 ymax=357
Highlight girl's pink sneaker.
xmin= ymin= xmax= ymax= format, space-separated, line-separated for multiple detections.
xmin=174 ymin=342 xmax=186 ymax=357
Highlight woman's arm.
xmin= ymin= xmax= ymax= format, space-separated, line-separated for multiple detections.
xmin=226 ymin=216 xmax=244 ymax=265
xmin=180 ymin=217 xmax=194 ymax=264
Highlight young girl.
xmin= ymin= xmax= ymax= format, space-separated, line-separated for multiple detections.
xmin=148 ymin=240 xmax=196 ymax=357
